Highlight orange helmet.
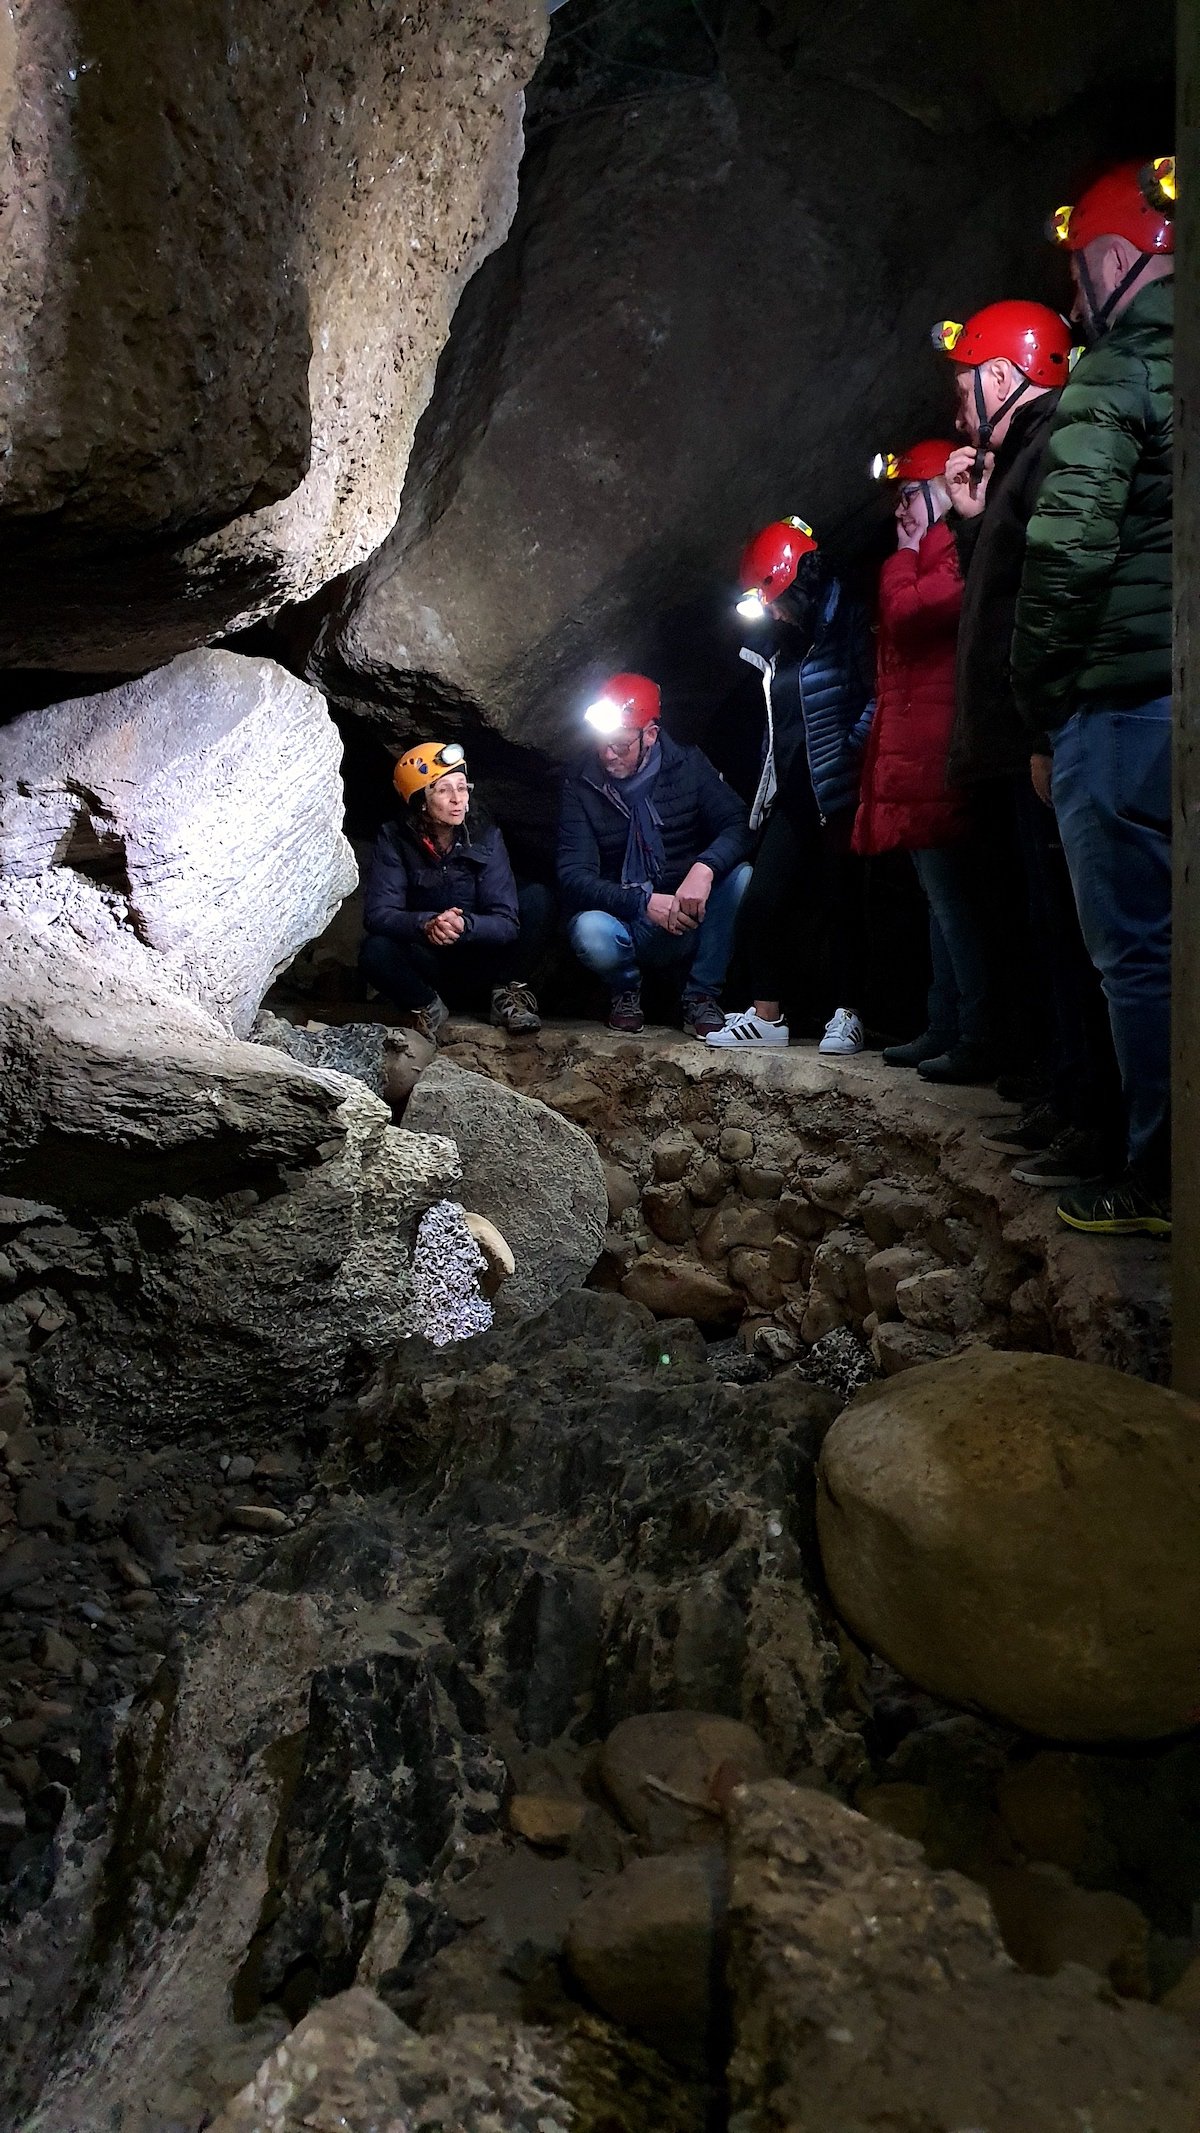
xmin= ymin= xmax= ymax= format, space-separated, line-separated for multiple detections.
xmin=871 ymin=441 xmax=956 ymax=485
xmin=393 ymin=740 xmax=468 ymax=805
xmin=931 ymin=302 xmax=1075 ymax=387
xmin=583 ymin=673 xmax=661 ymax=736
xmin=737 ymin=517 xmax=818 ymax=620
xmin=1048 ymin=157 xmax=1175 ymax=256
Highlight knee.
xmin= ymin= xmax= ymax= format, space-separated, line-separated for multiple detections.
xmin=728 ymin=861 xmax=754 ymax=903
xmin=568 ymin=909 xmax=622 ymax=972
xmin=359 ymin=933 xmax=392 ymax=982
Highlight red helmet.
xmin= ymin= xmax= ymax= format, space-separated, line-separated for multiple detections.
xmin=931 ymin=301 xmax=1075 ymax=387
xmin=583 ymin=672 xmax=661 ymax=737
xmin=871 ymin=440 xmax=956 ymax=485
xmin=1048 ymin=158 xmax=1175 ymax=256
xmin=737 ymin=517 xmax=818 ymax=616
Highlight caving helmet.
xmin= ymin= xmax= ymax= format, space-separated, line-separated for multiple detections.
xmin=1047 ymin=157 xmax=1175 ymax=337
xmin=871 ymin=440 xmax=957 ymax=528
xmin=393 ymin=740 xmax=468 ymax=806
xmin=582 ymin=673 xmax=662 ymax=736
xmin=736 ymin=518 xmax=818 ymax=621
xmin=932 ymin=302 xmax=1076 ymax=486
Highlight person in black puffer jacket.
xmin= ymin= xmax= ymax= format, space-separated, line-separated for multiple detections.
xmin=706 ymin=518 xmax=874 ymax=1058
xmin=361 ymin=740 xmax=553 ymax=1039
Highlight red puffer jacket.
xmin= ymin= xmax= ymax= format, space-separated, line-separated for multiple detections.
xmin=853 ymin=521 xmax=968 ymax=855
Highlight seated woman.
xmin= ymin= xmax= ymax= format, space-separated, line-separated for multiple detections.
xmin=359 ymin=741 xmax=551 ymax=1040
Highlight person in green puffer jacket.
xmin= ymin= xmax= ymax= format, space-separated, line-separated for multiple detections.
xmin=1011 ymin=158 xmax=1175 ymax=1241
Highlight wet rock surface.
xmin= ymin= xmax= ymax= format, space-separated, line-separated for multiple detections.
xmin=818 ymin=1347 xmax=1200 ymax=1740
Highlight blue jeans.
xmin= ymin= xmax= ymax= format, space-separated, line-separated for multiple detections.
xmin=1051 ymin=700 xmax=1171 ymax=1175
xmin=911 ymin=845 xmax=991 ymax=1049
xmin=568 ymin=863 xmax=752 ymax=1000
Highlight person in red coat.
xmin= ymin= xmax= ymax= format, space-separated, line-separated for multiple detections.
xmin=854 ymin=442 xmax=994 ymax=1082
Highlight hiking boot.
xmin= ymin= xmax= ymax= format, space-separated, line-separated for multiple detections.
xmin=411 ymin=993 xmax=451 ymax=1043
xmin=607 ymin=989 xmax=645 ymax=1034
xmin=682 ymin=993 xmax=726 ymax=1040
xmin=979 ymin=1100 xmax=1061 ymax=1155
xmin=917 ymin=1041 xmax=995 ymax=1085
xmin=705 ymin=1007 xmax=790 ymax=1049
xmin=490 ymin=981 xmax=541 ymax=1035
xmin=1010 ymin=1128 xmax=1109 ymax=1189
xmin=818 ymin=1007 xmax=864 ymax=1057
xmin=1056 ymin=1173 xmax=1172 ymax=1238
xmin=882 ymin=1028 xmax=952 ymax=1068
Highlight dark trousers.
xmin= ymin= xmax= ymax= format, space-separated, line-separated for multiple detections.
xmin=1014 ymin=775 xmax=1124 ymax=1150
xmin=911 ymin=844 xmax=991 ymax=1048
xmin=360 ymin=881 xmax=555 ymax=1012
xmin=736 ymin=798 xmax=867 ymax=1015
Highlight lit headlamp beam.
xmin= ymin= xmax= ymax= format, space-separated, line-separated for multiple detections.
xmin=736 ymin=592 xmax=768 ymax=622
xmin=584 ymin=700 xmax=624 ymax=734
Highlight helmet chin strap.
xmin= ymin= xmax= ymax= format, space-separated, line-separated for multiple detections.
xmin=971 ymin=366 xmax=1032 ymax=487
xmin=1075 ymin=249 xmax=1168 ymax=341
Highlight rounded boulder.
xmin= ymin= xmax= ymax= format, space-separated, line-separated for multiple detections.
xmin=816 ymin=1347 xmax=1200 ymax=1742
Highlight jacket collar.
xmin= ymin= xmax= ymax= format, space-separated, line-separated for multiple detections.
xmin=1108 ymin=276 xmax=1173 ymax=338
xmin=579 ymin=727 xmax=683 ymax=799
xmin=994 ymin=388 xmax=1060 ymax=474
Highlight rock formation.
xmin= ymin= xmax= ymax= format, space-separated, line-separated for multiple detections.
xmin=0 ymin=1 xmax=545 ymax=668
xmin=817 ymin=1347 xmax=1200 ymax=1741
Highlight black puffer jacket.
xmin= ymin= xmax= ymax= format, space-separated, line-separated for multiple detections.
xmin=363 ymin=814 xmax=519 ymax=945
xmin=947 ymin=391 xmax=1060 ymax=786
xmin=557 ymin=731 xmax=750 ymax=924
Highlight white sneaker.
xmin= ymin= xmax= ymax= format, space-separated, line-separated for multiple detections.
xmin=705 ymin=1008 xmax=790 ymax=1049
xmin=819 ymin=1007 xmax=864 ymax=1057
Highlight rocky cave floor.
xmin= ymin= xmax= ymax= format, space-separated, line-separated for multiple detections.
xmin=0 ymin=1026 xmax=1190 ymax=2132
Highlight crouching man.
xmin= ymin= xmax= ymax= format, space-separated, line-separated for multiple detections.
xmin=557 ymin=673 xmax=752 ymax=1036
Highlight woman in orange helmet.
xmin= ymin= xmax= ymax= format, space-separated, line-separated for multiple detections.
xmin=360 ymin=741 xmax=551 ymax=1040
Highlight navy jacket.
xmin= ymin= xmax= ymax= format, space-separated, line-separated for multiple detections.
xmin=363 ymin=815 xmax=519 ymax=946
xmin=557 ymin=731 xmax=751 ymax=924
xmin=767 ymin=577 xmax=875 ymax=822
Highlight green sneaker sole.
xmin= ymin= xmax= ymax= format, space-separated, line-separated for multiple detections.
xmin=1056 ymin=1209 xmax=1172 ymax=1237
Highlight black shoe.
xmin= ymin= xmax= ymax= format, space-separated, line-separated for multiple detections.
xmin=917 ymin=1043 xmax=997 ymax=1086
xmin=979 ymin=1100 xmax=1061 ymax=1155
xmin=995 ymin=1068 xmax=1050 ymax=1106
xmin=1010 ymin=1128 xmax=1109 ymax=1189
xmin=1057 ymin=1173 xmax=1171 ymax=1238
xmin=882 ymin=1029 xmax=953 ymax=1069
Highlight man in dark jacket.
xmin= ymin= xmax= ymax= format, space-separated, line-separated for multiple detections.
xmin=938 ymin=299 xmax=1123 ymax=1160
xmin=1012 ymin=160 xmax=1175 ymax=1237
xmin=558 ymin=671 xmax=752 ymax=1036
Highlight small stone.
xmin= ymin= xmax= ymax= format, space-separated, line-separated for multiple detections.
xmin=508 ymin=1794 xmax=587 ymax=1849
xmin=650 ymin=1132 xmax=696 ymax=1184
xmin=621 ymin=1257 xmax=740 ymax=1329
xmin=737 ymin=1165 xmax=784 ymax=1201
xmin=984 ymin=1862 xmax=1150 ymax=1997
xmin=768 ymin=1234 xmax=808 ymax=1285
xmin=804 ymin=1162 xmax=858 ymax=1216
xmin=80 ymin=1599 xmax=113 ymax=1626
xmin=114 ymin=1551 xmax=152 ymax=1589
xmin=227 ymin=1505 xmax=292 ymax=1534
xmin=566 ymin=1848 xmax=725 ymax=2070
xmin=865 ymin=1245 xmax=936 ymax=1321
xmin=869 ymin=1321 xmax=956 ymax=1375
xmin=776 ymin=1191 xmax=826 ymax=1241
xmin=603 ymin=1162 xmax=641 ymax=1219
xmin=718 ymin=1128 xmax=755 ymax=1163
xmin=684 ymin=1155 xmax=729 ymax=1207
xmin=858 ymin=1179 xmax=938 ymax=1248
xmin=696 ymin=1203 xmax=777 ymax=1261
xmin=35 ymin=1628 xmax=78 ymax=1674
xmin=752 ymin=1325 xmax=799 ymax=1368
xmin=600 ymin=1710 xmax=772 ymax=1851
xmin=15 ymin=1479 xmax=59 ymax=1531
xmin=896 ymin=1265 xmax=985 ymax=1336
xmin=727 ymin=1249 xmax=784 ymax=1313
xmin=226 ymin=1455 xmax=256 ymax=1485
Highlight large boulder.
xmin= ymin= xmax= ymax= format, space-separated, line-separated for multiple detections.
xmin=0 ymin=652 xmax=355 ymax=1036
xmin=317 ymin=7 xmax=1171 ymax=770
xmin=816 ymin=1347 xmax=1200 ymax=1742
xmin=726 ymin=1780 xmax=1199 ymax=2133
xmin=0 ymin=1 xmax=544 ymax=669
xmin=404 ymin=1057 xmax=606 ymax=1317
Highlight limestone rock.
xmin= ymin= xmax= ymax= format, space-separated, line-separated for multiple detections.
xmin=509 ymin=1793 xmax=587 ymax=1850
xmin=604 ymin=1162 xmax=640 ymax=1219
xmin=621 ymin=1255 xmax=741 ymax=1328
xmin=0 ymin=653 xmax=354 ymax=1035
xmin=858 ymin=1179 xmax=938 ymax=1247
xmin=600 ymin=1710 xmax=772 ymax=1851
xmin=0 ymin=3 xmax=545 ymax=668
xmin=983 ymin=1862 xmax=1150 ymax=1997
xmin=728 ymin=1249 xmax=785 ymax=1314
xmin=726 ymin=1780 xmax=1199 ymax=2133
xmin=643 ymin=1183 xmax=695 ymax=1246
xmin=697 ymin=1203 xmax=778 ymax=1260
xmin=864 ymin=1244 xmax=936 ymax=1320
xmin=869 ymin=1319 xmax=957 ymax=1375
xmin=817 ymin=1347 xmax=1200 ymax=1740
xmin=405 ymin=1059 xmax=605 ymax=1319
xmin=650 ymin=1132 xmax=696 ymax=1184
xmin=896 ymin=1263 xmax=986 ymax=1336
xmin=566 ymin=1849 xmax=724 ymax=2069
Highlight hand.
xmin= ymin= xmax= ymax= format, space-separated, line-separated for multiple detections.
xmin=646 ymin=892 xmax=696 ymax=935
xmin=895 ymin=518 xmax=922 ymax=552
xmin=674 ymin=862 xmax=714 ymax=922
xmin=945 ymin=445 xmax=993 ymax=519
xmin=424 ymin=907 xmax=465 ymax=947
xmin=1030 ymin=753 xmax=1054 ymax=808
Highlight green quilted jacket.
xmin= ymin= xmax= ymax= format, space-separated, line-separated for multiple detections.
xmin=1011 ymin=278 xmax=1173 ymax=730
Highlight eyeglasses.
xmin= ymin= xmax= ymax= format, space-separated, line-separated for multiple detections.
xmin=599 ymin=733 xmax=642 ymax=755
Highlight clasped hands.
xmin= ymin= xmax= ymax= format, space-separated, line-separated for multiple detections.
xmin=646 ymin=862 xmax=713 ymax=936
xmin=423 ymin=906 xmax=465 ymax=947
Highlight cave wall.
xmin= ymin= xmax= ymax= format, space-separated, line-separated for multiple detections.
xmin=315 ymin=0 xmax=1174 ymax=777
xmin=0 ymin=0 xmax=545 ymax=670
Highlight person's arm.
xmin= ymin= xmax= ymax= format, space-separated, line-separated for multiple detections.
xmin=1011 ymin=359 xmax=1144 ymax=727
xmin=459 ymin=832 xmax=520 ymax=946
xmin=361 ymin=832 xmax=431 ymax=944
xmin=878 ymin=534 xmax=963 ymax=648
xmin=690 ymin=752 xmax=752 ymax=880
xmin=556 ymin=779 xmax=644 ymax=921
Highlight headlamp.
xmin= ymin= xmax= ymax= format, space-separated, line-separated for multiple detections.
xmin=1141 ymin=155 xmax=1176 ymax=209
xmin=584 ymin=699 xmax=624 ymax=734
xmin=871 ymin=451 xmax=899 ymax=483
xmin=435 ymin=743 xmax=465 ymax=768
xmin=931 ymin=319 xmax=964 ymax=353
xmin=736 ymin=591 xmax=768 ymax=623
xmin=1047 ymin=202 xmax=1073 ymax=246
xmin=784 ymin=516 xmax=814 ymax=538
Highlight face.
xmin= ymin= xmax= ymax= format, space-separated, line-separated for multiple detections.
xmin=425 ymin=770 xmax=470 ymax=826
xmin=956 ymin=359 xmax=1030 ymax=448
xmin=896 ymin=485 xmax=928 ymax=541
xmin=598 ymin=721 xmax=657 ymax=778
